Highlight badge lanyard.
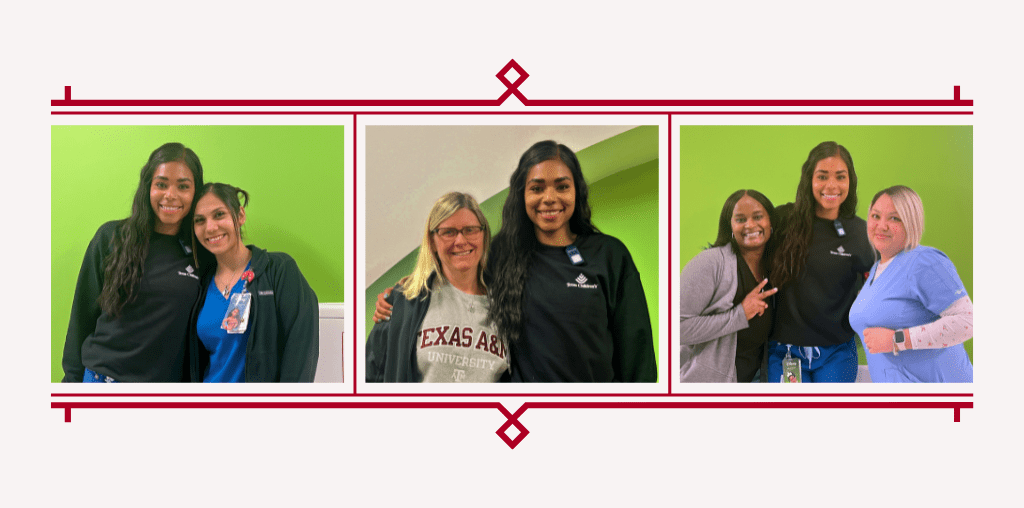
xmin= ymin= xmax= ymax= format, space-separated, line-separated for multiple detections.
xmin=780 ymin=221 xmax=843 ymax=382
xmin=221 ymin=267 xmax=254 ymax=334
xmin=781 ymin=344 xmax=802 ymax=383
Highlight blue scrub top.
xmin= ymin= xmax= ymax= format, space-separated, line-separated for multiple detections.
xmin=197 ymin=277 xmax=252 ymax=383
xmin=849 ymin=246 xmax=973 ymax=382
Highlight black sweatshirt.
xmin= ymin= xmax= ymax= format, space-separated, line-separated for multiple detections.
xmin=63 ymin=221 xmax=202 ymax=382
xmin=506 ymin=233 xmax=657 ymax=382
xmin=771 ymin=205 xmax=874 ymax=347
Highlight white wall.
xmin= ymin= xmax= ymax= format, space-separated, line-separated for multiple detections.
xmin=364 ymin=125 xmax=636 ymax=285
xmin=314 ymin=303 xmax=344 ymax=383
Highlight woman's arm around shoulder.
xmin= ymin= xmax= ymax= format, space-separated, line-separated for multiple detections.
xmin=365 ymin=285 xmax=400 ymax=383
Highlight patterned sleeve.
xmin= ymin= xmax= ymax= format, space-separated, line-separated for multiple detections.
xmin=908 ymin=295 xmax=973 ymax=350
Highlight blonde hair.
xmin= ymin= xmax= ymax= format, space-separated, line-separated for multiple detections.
xmin=869 ymin=185 xmax=924 ymax=254
xmin=402 ymin=192 xmax=491 ymax=300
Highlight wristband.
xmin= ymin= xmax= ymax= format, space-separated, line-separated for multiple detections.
xmin=893 ymin=329 xmax=906 ymax=354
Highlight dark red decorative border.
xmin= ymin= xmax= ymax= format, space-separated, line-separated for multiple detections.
xmin=50 ymin=392 xmax=974 ymax=397
xmin=51 ymin=60 xmax=975 ymax=447
xmin=50 ymin=399 xmax=971 ymax=449
xmin=52 ymin=62 xmax=972 ymax=108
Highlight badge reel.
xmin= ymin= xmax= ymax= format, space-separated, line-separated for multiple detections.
xmin=222 ymin=270 xmax=254 ymax=334
xmin=781 ymin=344 xmax=802 ymax=383
xmin=833 ymin=219 xmax=846 ymax=237
xmin=566 ymin=245 xmax=584 ymax=265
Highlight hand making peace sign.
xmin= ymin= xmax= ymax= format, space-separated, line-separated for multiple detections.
xmin=741 ymin=278 xmax=777 ymax=320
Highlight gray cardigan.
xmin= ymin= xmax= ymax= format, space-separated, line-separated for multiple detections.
xmin=679 ymin=245 xmax=749 ymax=382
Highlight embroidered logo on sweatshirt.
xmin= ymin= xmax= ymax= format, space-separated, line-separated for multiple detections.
xmin=566 ymin=273 xmax=599 ymax=289
xmin=178 ymin=265 xmax=200 ymax=280
xmin=830 ymin=245 xmax=852 ymax=257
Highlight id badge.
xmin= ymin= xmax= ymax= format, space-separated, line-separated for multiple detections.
xmin=222 ymin=292 xmax=252 ymax=334
xmin=566 ymin=245 xmax=584 ymax=265
xmin=833 ymin=219 xmax=846 ymax=237
xmin=781 ymin=356 xmax=802 ymax=383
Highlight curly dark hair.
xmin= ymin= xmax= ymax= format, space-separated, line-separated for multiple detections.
xmin=771 ymin=141 xmax=858 ymax=288
xmin=98 ymin=143 xmax=204 ymax=317
xmin=486 ymin=140 xmax=600 ymax=344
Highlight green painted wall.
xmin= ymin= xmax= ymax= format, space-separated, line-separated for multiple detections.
xmin=51 ymin=125 xmax=345 ymax=382
xmin=678 ymin=125 xmax=973 ymax=363
xmin=364 ymin=126 xmax=662 ymax=370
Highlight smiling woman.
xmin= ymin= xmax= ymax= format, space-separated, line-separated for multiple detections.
xmin=809 ymin=155 xmax=850 ymax=221
xmin=150 ymin=161 xmax=196 ymax=234
xmin=189 ymin=183 xmax=319 ymax=383
xmin=680 ymin=190 xmax=779 ymax=382
xmin=524 ymin=159 xmax=577 ymax=245
xmin=433 ymin=210 xmax=486 ymax=276
xmin=366 ymin=192 xmax=506 ymax=383
xmin=373 ymin=141 xmax=657 ymax=382
xmin=849 ymin=186 xmax=973 ymax=382
xmin=768 ymin=141 xmax=874 ymax=383
xmin=487 ymin=140 xmax=656 ymax=382
xmin=62 ymin=142 xmax=205 ymax=383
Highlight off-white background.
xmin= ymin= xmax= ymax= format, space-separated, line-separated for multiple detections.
xmin=9 ymin=1 xmax=1017 ymax=506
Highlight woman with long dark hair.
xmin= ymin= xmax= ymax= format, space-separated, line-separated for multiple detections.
xmin=63 ymin=142 xmax=205 ymax=382
xmin=767 ymin=141 xmax=874 ymax=382
xmin=485 ymin=141 xmax=655 ymax=382
xmin=189 ymin=183 xmax=319 ymax=382
xmin=679 ymin=190 xmax=779 ymax=382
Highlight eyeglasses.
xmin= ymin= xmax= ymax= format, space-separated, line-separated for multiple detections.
xmin=433 ymin=226 xmax=484 ymax=239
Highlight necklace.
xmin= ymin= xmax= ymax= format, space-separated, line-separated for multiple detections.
xmin=218 ymin=267 xmax=245 ymax=298
xmin=217 ymin=251 xmax=253 ymax=298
